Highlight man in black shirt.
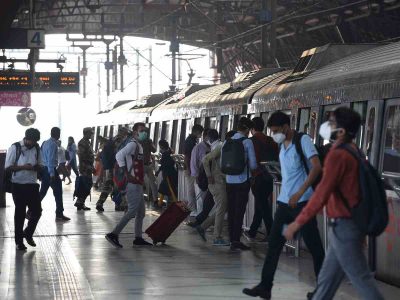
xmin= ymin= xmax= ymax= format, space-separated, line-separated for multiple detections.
xmin=183 ymin=124 xmax=203 ymax=216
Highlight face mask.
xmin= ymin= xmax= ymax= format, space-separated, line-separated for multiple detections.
xmin=319 ymin=121 xmax=340 ymax=141
xmin=138 ymin=131 xmax=148 ymax=141
xmin=272 ymin=133 xmax=286 ymax=144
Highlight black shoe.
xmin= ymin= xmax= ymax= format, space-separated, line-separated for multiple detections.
xmin=23 ymin=232 xmax=36 ymax=247
xmin=115 ymin=205 xmax=123 ymax=211
xmin=16 ymin=243 xmax=27 ymax=251
xmin=231 ymin=242 xmax=251 ymax=251
xmin=26 ymin=210 xmax=31 ymax=220
xmin=105 ymin=233 xmax=123 ymax=248
xmin=75 ymin=203 xmax=91 ymax=211
xmin=195 ymin=225 xmax=207 ymax=241
xmin=56 ymin=215 xmax=71 ymax=222
xmin=186 ymin=221 xmax=197 ymax=228
xmin=96 ymin=204 xmax=104 ymax=212
xmin=242 ymin=285 xmax=271 ymax=299
xmin=133 ymin=237 xmax=152 ymax=246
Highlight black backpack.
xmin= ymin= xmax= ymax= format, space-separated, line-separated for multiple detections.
xmin=337 ymin=144 xmax=389 ymax=236
xmin=3 ymin=142 xmax=40 ymax=193
xmin=221 ymin=137 xmax=247 ymax=175
xmin=292 ymin=132 xmax=323 ymax=189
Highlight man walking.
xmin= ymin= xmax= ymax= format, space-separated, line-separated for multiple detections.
xmin=243 ymin=111 xmax=325 ymax=299
xmin=5 ymin=128 xmax=43 ymax=250
xmin=74 ymin=127 xmax=95 ymax=211
xmin=105 ymin=123 xmax=152 ymax=248
xmin=284 ymin=107 xmax=384 ymax=300
xmin=40 ymin=127 xmax=70 ymax=221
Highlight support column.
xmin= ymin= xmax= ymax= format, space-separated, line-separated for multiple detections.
xmin=136 ymin=50 xmax=140 ymax=100
xmin=119 ymin=36 xmax=125 ymax=92
xmin=170 ymin=17 xmax=179 ymax=91
xmin=261 ymin=0 xmax=277 ymax=68
xmin=149 ymin=46 xmax=153 ymax=94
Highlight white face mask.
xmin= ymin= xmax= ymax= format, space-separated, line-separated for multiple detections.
xmin=319 ymin=121 xmax=340 ymax=141
xmin=272 ymin=132 xmax=286 ymax=144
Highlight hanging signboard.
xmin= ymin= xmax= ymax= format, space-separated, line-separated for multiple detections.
xmin=0 ymin=92 xmax=31 ymax=106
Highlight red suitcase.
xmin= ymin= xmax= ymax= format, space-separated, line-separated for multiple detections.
xmin=145 ymin=201 xmax=191 ymax=245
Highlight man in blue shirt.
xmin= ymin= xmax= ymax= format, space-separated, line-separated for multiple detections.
xmin=243 ymin=112 xmax=324 ymax=300
xmin=225 ymin=117 xmax=257 ymax=251
xmin=39 ymin=127 xmax=70 ymax=221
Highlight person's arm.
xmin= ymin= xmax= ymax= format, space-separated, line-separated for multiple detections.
xmin=203 ymin=145 xmax=221 ymax=184
xmin=48 ymin=141 xmax=58 ymax=177
xmin=190 ymin=145 xmax=199 ymax=177
xmin=115 ymin=141 xmax=135 ymax=170
xmin=246 ymin=139 xmax=258 ymax=171
xmin=288 ymin=135 xmax=322 ymax=208
xmin=284 ymin=150 xmax=345 ymax=239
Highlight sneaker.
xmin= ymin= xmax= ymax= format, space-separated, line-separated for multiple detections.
xmin=230 ymin=241 xmax=251 ymax=251
xmin=105 ymin=233 xmax=123 ymax=248
xmin=242 ymin=285 xmax=271 ymax=299
xmin=75 ymin=202 xmax=91 ymax=211
xmin=243 ymin=230 xmax=256 ymax=241
xmin=96 ymin=204 xmax=104 ymax=212
xmin=56 ymin=215 xmax=71 ymax=222
xmin=23 ymin=231 xmax=36 ymax=247
xmin=16 ymin=243 xmax=27 ymax=251
xmin=212 ymin=238 xmax=230 ymax=246
xmin=195 ymin=225 xmax=207 ymax=241
xmin=133 ymin=237 xmax=152 ymax=246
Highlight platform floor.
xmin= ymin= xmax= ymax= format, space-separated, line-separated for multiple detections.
xmin=0 ymin=184 xmax=399 ymax=300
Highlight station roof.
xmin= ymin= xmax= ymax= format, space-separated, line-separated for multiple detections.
xmin=3 ymin=1 xmax=400 ymax=81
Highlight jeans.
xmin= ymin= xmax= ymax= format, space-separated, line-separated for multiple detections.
xmin=69 ymin=158 xmax=79 ymax=177
xmin=201 ymin=181 xmax=227 ymax=239
xmin=112 ymin=183 xmax=145 ymax=238
xmin=39 ymin=167 xmax=64 ymax=216
xmin=12 ymin=183 xmax=42 ymax=245
xmin=194 ymin=183 xmax=207 ymax=215
xmin=184 ymin=172 xmax=197 ymax=216
xmin=312 ymin=219 xmax=384 ymax=300
xmin=144 ymin=165 xmax=158 ymax=203
xmin=249 ymin=175 xmax=273 ymax=237
xmin=195 ymin=191 xmax=214 ymax=225
xmin=226 ymin=181 xmax=251 ymax=243
xmin=97 ymin=170 xmax=113 ymax=205
xmin=260 ymin=202 xmax=325 ymax=290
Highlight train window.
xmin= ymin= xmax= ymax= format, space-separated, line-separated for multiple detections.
xmin=309 ymin=111 xmax=317 ymax=141
xmin=220 ymin=116 xmax=229 ymax=141
xmin=171 ymin=120 xmax=178 ymax=152
xmin=352 ymin=102 xmax=367 ymax=148
xmin=179 ymin=119 xmax=188 ymax=153
xmin=103 ymin=126 xmax=108 ymax=138
xmin=161 ymin=121 xmax=171 ymax=141
xmin=154 ymin=122 xmax=160 ymax=148
xmin=364 ymin=107 xmax=376 ymax=160
xmin=109 ymin=126 xmax=114 ymax=139
xmin=194 ymin=118 xmax=201 ymax=125
xmin=382 ymin=105 xmax=400 ymax=175
xmin=298 ymin=108 xmax=310 ymax=134
xmin=209 ymin=117 xmax=217 ymax=129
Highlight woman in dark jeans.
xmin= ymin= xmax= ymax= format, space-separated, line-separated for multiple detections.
xmin=67 ymin=136 xmax=79 ymax=177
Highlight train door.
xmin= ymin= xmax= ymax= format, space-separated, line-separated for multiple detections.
xmin=362 ymin=101 xmax=384 ymax=166
xmin=220 ymin=116 xmax=229 ymax=141
xmin=171 ymin=120 xmax=178 ymax=153
xmin=178 ymin=119 xmax=187 ymax=154
xmin=375 ymin=99 xmax=400 ymax=287
xmin=153 ymin=122 xmax=160 ymax=151
xmin=297 ymin=108 xmax=310 ymax=134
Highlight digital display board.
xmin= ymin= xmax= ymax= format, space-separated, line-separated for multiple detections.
xmin=0 ymin=72 xmax=79 ymax=93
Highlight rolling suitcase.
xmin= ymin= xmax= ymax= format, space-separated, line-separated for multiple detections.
xmin=145 ymin=201 xmax=190 ymax=245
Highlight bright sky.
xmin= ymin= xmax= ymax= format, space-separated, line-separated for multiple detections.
xmin=0 ymin=34 xmax=213 ymax=149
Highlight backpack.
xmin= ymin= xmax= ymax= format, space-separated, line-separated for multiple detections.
xmin=221 ymin=137 xmax=247 ymax=175
xmin=3 ymin=142 xmax=40 ymax=193
xmin=113 ymin=140 xmax=139 ymax=191
xmin=292 ymin=132 xmax=323 ymax=189
xmin=337 ymin=144 xmax=389 ymax=236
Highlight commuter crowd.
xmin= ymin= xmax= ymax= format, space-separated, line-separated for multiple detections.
xmin=4 ymin=106 xmax=387 ymax=300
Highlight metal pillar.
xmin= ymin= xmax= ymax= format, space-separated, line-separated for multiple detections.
xmin=136 ymin=50 xmax=140 ymax=100
xmin=149 ymin=46 xmax=153 ymax=94
xmin=120 ymin=36 xmax=124 ymax=92
xmin=97 ymin=62 xmax=101 ymax=112
xmin=113 ymin=45 xmax=118 ymax=91
xmin=29 ymin=0 xmax=37 ymax=90
xmin=261 ymin=0 xmax=277 ymax=68
xmin=170 ymin=17 xmax=178 ymax=91
xmin=105 ymin=41 xmax=112 ymax=97
xmin=79 ymin=45 xmax=91 ymax=98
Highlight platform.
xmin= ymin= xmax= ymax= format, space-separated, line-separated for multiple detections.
xmin=0 ymin=184 xmax=399 ymax=300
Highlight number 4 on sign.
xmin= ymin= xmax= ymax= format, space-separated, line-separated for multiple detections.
xmin=27 ymin=30 xmax=45 ymax=49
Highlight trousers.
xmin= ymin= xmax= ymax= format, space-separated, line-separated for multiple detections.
xmin=112 ymin=183 xmax=145 ymax=238
xmin=312 ymin=219 xmax=384 ymax=300
xmin=144 ymin=165 xmax=158 ymax=203
xmin=12 ymin=183 xmax=42 ymax=245
xmin=260 ymin=202 xmax=325 ymax=289
xmin=249 ymin=175 xmax=273 ymax=236
xmin=226 ymin=181 xmax=251 ymax=243
xmin=39 ymin=167 xmax=64 ymax=216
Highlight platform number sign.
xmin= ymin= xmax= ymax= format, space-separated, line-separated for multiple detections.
xmin=27 ymin=30 xmax=45 ymax=48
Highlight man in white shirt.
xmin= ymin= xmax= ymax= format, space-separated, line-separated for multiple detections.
xmin=5 ymin=128 xmax=43 ymax=251
xmin=105 ymin=122 xmax=152 ymax=248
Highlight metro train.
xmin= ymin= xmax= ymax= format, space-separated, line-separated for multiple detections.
xmin=90 ymin=41 xmax=400 ymax=287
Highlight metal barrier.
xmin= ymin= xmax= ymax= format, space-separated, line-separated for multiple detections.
xmin=0 ymin=151 xmax=6 ymax=207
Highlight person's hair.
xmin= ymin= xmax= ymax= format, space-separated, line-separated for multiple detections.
xmin=132 ymin=122 xmax=146 ymax=132
xmin=68 ymin=136 xmax=74 ymax=142
xmin=252 ymin=117 xmax=265 ymax=132
xmin=159 ymin=139 xmax=169 ymax=149
xmin=25 ymin=128 xmax=40 ymax=142
xmin=237 ymin=117 xmax=253 ymax=131
xmin=333 ymin=107 xmax=361 ymax=140
xmin=203 ymin=128 xmax=210 ymax=138
xmin=51 ymin=127 xmax=60 ymax=138
xmin=207 ymin=129 xmax=219 ymax=142
xmin=267 ymin=111 xmax=290 ymax=128
xmin=192 ymin=124 xmax=204 ymax=134
xmin=225 ymin=130 xmax=236 ymax=139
